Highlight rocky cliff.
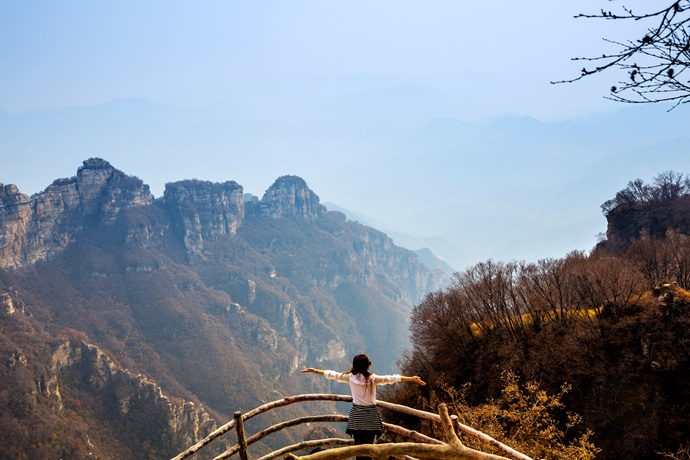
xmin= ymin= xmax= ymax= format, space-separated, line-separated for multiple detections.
xmin=164 ymin=179 xmax=245 ymax=257
xmin=0 ymin=160 xmax=444 ymax=304
xmin=47 ymin=340 xmax=216 ymax=452
xmin=601 ymin=194 xmax=690 ymax=252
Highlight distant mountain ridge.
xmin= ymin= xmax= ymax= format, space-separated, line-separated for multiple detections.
xmin=3 ymin=99 xmax=688 ymax=269
xmin=323 ymin=201 xmax=457 ymax=275
xmin=0 ymin=158 xmax=448 ymax=459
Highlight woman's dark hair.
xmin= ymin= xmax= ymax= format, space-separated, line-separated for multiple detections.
xmin=349 ymin=354 xmax=372 ymax=379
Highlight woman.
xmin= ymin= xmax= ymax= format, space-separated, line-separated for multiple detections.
xmin=301 ymin=354 xmax=425 ymax=459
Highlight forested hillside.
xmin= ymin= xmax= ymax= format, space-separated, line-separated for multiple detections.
xmin=389 ymin=172 xmax=690 ymax=460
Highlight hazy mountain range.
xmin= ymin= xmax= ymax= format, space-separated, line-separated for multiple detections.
xmin=2 ymin=93 xmax=688 ymax=270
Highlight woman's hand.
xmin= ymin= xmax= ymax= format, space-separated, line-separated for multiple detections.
xmin=411 ymin=376 xmax=426 ymax=386
xmin=301 ymin=368 xmax=323 ymax=375
xmin=402 ymin=375 xmax=426 ymax=386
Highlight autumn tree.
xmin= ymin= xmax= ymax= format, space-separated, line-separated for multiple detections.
xmin=601 ymin=171 xmax=690 ymax=215
xmin=625 ymin=230 xmax=690 ymax=289
xmin=570 ymin=250 xmax=645 ymax=321
xmin=431 ymin=371 xmax=600 ymax=460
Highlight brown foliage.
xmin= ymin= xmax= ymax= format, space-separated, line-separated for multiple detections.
xmin=432 ymin=371 xmax=599 ymax=460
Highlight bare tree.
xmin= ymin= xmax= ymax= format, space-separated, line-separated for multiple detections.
xmin=555 ymin=1 xmax=690 ymax=107
xmin=601 ymin=171 xmax=690 ymax=215
xmin=626 ymin=237 xmax=676 ymax=286
xmin=651 ymin=170 xmax=690 ymax=202
xmin=626 ymin=230 xmax=690 ymax=288
xmin=409 ymin=288 xmax=480 ymax=377
xmin=521 ymin=257 xmax=579 ymax=328
xmin=571 ymin=251 xmax=646 ymax=322
xmin=667 ymin=231 xmax=690 ymax=289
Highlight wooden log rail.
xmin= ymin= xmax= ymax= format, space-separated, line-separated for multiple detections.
xmin=170 ymin=394 xmax=532 ymax=460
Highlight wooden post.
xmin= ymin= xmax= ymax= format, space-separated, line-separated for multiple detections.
xmin=235 ymin=411 xmax=250 ymax=460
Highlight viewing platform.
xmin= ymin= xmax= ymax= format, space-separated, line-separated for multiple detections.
xmin=171 ymin=393 xmax=532 ymax=460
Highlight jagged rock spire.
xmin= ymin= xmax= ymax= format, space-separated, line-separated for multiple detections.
xmin=251 ymin=175 xmax=326 ymax=219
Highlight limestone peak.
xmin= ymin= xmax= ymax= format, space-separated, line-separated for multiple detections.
xmin=251 ymin=175 xmax=326 ymax=219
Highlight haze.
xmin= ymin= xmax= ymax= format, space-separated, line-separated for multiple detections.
xmin=1 ymin=1 xmax=687 ymax=269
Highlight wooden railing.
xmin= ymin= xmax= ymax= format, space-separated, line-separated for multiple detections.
xmin=170 ymin=394 xmax=532 ymax=460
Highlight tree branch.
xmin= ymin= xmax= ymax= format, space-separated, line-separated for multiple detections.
xmin=554 ymin=1 xmax=690 ymax=106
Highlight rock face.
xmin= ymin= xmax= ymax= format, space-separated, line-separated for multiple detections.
xmin=44 ymin=340 xmax=216 ymax=452
xmin=0 ymin=158 xmax=153 ymax=269
xmin=0 ymin=162 xmax=444 ymax=302
xmin=164 ymin=179 xmax=245 ymax=257
xmin=350 ymin=225 xmax=448 ymax=304
xmin=601 ymin=195 xmax=690 ymax=252
xmin=0 ymin=184 xmax=34 ymax=269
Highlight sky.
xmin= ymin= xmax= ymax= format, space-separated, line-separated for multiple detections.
xmin=1 ymin=1 xmax=649 ymax=118
xmin=1 ymin=1 xmax=684 ymax=270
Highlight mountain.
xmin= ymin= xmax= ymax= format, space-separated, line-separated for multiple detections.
xmin=3 ymin=99 xmax=689 ymax=270
xmin=0 ymin=159 xmax=448 ymax=459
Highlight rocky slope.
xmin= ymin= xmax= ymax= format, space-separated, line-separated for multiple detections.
xmin=0 ymin=291 xmax=218 ymax=459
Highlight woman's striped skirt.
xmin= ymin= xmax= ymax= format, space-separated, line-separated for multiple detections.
xmin=346 ymin=404 xmax=385 ymax=437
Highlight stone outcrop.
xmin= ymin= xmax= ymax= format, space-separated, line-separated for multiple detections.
xmin=0 ymin=185 xmax=34 ymax=269
xmin=0 ymin=290 xmax=26 ymax=315
xmin=162 ymin=175 xmax=328 ymax=259
xmin=39 ymin=340 xmax=216 ymax=453
xmin=0 ymin=158 xmax=153 ymax=269
xmin=248 ymin=175 xmax=327 ymax=219
xmin=164 ymin=179 xmax=244 ymax=257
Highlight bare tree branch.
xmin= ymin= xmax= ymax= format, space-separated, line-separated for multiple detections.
xmin=553 ymin=1 xmax=690 ymax=107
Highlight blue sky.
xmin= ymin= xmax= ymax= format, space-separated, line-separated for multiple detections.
xmin=0 ymin=1 xmax=649 ymax=119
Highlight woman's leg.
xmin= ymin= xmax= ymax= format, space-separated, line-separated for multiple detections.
xmin=352 ymin=430 xmax=377 ymax=460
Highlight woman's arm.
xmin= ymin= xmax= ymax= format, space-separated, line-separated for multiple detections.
xmin=401 ymin=375 xmax=426 ymax=386
xmin=301 ymin=368 xmax=325 ymax=376
xmin=302 ymin=368 xmax=350 ymax=382
xmin=374 ymin=374 xmax=427 ymax=386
